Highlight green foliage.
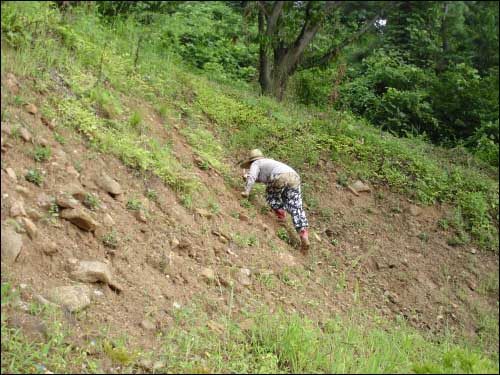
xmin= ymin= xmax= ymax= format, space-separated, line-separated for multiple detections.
xmin=128 ymin=110 xmax=142 ymax=130
xmin=25 ymin=168 xmax=43 ymax=186
xmin=126 ymin=197 xmax=143 ymax=211
xmin=277 ymin=227 xmax=289 ymax=243
xmin=33 ymin=145 xmax=51 ymax=162
xmin=83 ymin=192 xmax=101 ymax=211
xmin=102 ymin=230 xmax=118 ymax=249
xmin=145 ymin=188 xmax=158 ymax=201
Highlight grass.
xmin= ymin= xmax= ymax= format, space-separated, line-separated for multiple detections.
xmin=25 ymin=168 xmax=43 ymax=186
xmin=83 ymin=192 xmax=101 ymax=211
xmin=32 ymin=145 xmax=51 ymax=162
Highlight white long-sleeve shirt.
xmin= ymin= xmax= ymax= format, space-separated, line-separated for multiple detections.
xmin=244 ymin=158 xmax=298 ymax=194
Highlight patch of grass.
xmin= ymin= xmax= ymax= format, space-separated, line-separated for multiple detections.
xmin=83 ymin=192 xmax=101 ymax=211
xmin=53 ymin=132 xmax=66 ymax=145
xmin=126 ymin=197 xmax=143 ymax=211
xmin=240 ymin=199 xmax=253 ymax=209
xmin=33 ymin=145 xmax=52 ymax=162
xmin=277 ymin=227 xmax=289 ymax=243
xmin=145 ymin=188 xmax=158 ymax=201
xmin=128 ymin=110 xmax=142 ymax=130
xmin=25 ymin=168 xmax=43 ymax=186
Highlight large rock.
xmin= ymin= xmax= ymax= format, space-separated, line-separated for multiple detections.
xmin=56 ymin=194 xmax=80 ymax=209
xmin=6 ymin=167 xmax=17 ymax=181
xmin=10 ymin=200 xmax=27 ymax=217
xmin=21 ymin=217 xmax=37 ymax=240
xmin=94 ymin=172 xmax=122 ymax=195
xmin=68 ymin=259 xmax=123 ymax=292
xmin=63 ymin=183 xmax=87 ymax=202
xmin=60 ymin=208 xmax=99 ymax=232
xmin=45 ymin=285 xmax=91 ymax=312
xmin=19 ymin=127 xmax=32 ymax=142
xmin=237 ymin=268 xmax=252 ymax=286
xmin=1 ymin=226 xmax=23 ymax=263
xmin=351 ymin=180 xmax=371 ymax=193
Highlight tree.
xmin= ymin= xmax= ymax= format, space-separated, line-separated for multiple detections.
xmin=252 ymin=1 xmax=386 ymax=100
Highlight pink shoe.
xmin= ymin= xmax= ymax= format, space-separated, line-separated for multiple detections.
xmin=274 ymin=209 xmax=286 ymax=220
xmin=299 ymin=228 xmax=310 ymax=254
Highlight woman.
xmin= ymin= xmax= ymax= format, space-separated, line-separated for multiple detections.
xmin=240 ymin=149 xmax=310 ymax=253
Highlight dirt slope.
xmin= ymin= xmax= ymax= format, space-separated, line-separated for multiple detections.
xmin=1 ymin=73 xmax=498 ymax=359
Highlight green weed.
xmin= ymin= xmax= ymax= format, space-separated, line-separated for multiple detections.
xmin=33 ymin=145 xmax=51 ymax=162
xmin=25 ymin=168 xmax=43 ymax=186
xmin=83 ymin=192 xmax=101 ymax=211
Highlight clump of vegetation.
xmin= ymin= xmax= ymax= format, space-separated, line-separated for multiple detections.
xmin=145 ymin=188 xmax=158 ymax=201
xmin=33 ymin=145 xmax=52 ymax=162
xmin=126 ymin=198 xmax=143 ymax=211
xmin=102 ymin=230 xmax=118 ymax=249
xmin=25 ymin=168 xmax=43 ymax=186
xmin=83 ymin=192 xmax=101 ymax=211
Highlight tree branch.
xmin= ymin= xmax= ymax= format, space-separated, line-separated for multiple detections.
xmin=266 ymin=1 xmax=285 ymax=35
xmin=299 ymin=11 xmax=382 ymax=70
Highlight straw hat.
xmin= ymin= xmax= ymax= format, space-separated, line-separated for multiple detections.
xmin=239 ymin=149 xmax=264 ymax=169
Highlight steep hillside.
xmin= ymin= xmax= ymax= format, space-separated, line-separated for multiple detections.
xmin=1 ymin=2 xmax=498 ymax=374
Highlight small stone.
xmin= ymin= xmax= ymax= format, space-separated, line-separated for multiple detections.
xmin=238 ymin=318 xmax=254 ymax=332
xmin=237 ymin=268 xmax=252 ymax=286
xmin=25 ymin=103 xmax=38 ymax=115
xmin=172 ymin=301 xmax=181 ymax=309
xmin=170 ymin=237 xmax=180 ymax=248
xmin=41 ymin=116 xmax=56 ymax=130
xmin=37 ymin=193 xmax=53 ymax=209
xmin=27 ymin=208 xmax=43 ymax=221
xmin=6 ymin=167 xmax=17 ymax=181
xmin=351 ymin=180 xmax=371 ymax=193
xmin=1 ymin=227 xmax=23 ymax=263
xmin=21 ymin=217 xmax=38 ymax=240
xmin=63 ymin=183 xmax=87 ymax=202
xmin=239 ymin=213 xmax=249 ymax=222
xmin=19 ymin=128 xmax=32 ymax=142
xmin=152 ymin=361 xmax=165 ymax=371
xmin=195 ymin=208 xmax=213 ymax=219
xmin=200 ymin=267 xmax=215 ymax=283
xmin=68 ymin=260 xmax=123 ymax=292
xmin=10 ymin=200 xmax=27 ymax=217
xmin=15 ymin=185 xmax=30 ymax=197
xmin=470 ymin=248 xmax=477 ymax=254
xmin=140 ymin=319 xmax=156 ymax=331
xmin=94 ymin=290 xmax=104 ymax=298
xmin=38 ymin=137 xmax=49 ymax=147
xmin=134 ymin=210 xmax=147 ymax=223
xmin=5 ymin=73 xmax=20 ymax=94
xmin=409 ymin=205 xmax=422 ymax=217
xmin=103 ymin=214 xmax=115 ymax=227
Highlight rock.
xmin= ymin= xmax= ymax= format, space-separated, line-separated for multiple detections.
xmin=152 ymin=361 xmax=165 ymax=371
xmin=63 ymin=183 xmax=87 ymax=202
xmin=470 ymin=248 xmax=477 ymax=254
xmin=466 ymin=278 xmax=477 ymax=291
xmin=6 ymin=167 xmax=17 ymax=181
xmin=6 ymin=314 xmax=47 ymax=341
xmin=41 ymin=116 xmax=56 ymax=130
xmin=10 ymin=200 xmax=27 ymax=217
xmin=384 ymin=290 xmax=399 ymax=304
xmin=56 ymin=194 xmax=80 ymax=209
xmin=5 ymin=73 xmax=20 ymax=94
xmin=37 ymin=193 xmax=53 ymax=209
xmin=15 ymin=185 xmax=30 ymax=197
xmin=134 ymin=210 xmax=147 ymax=223
xmin=139 ymin=359 xmax=153 ymax=371
xmin=140 ymin=319 xmax=156 ymax=331
xmin=200 ymin=267 xmax=215 ymax=283
xmin=38 ymin=137 xmax=49 ymax=147
xmin=45 ymin=285 xmax=91 ymax=312
xmin=195 ymin=208 xmax=213 ymax=219
xmin=1 ymin=226 xmax=23 ymax=263
xmin=60 ymin=208 xmax=99 ymax=232
xmin=27 ymin=208 xmax=43 ymax=221
xmin=21 ymin=217 xmax=38 ymax=240
xmin=94 ymin=172 xmax=122 ymax=195
xmin=38 ymin=238 xmax=58 ymax=255
xmin=170 ymin=237 xmax=180 ymax=248
xmin=103 ymin=214 xmax=115 ymax=227
xmin=313 ymin=233 xmax=322 ymax=242
xmin=25 ymin=103 xmax=38 ymax=115
xmin=351 ymin=180 xmax=371 ymax=193
xmin=409 ymin=205 xmax=422 ymax=217
xmin=19 ymin=127 xmax=32 ymax=142
xmin=239 ymin=213 xmax=249 ymax=222
xmin=34 ymin=294 xmax=57 ymax=306
xmin=68 ymin=260 xmax=123 ymax=292
xmin=238 ymin=268 xmax=252 ymax=286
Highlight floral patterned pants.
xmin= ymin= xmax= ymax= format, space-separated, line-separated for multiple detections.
xmin=265 ymin=173 xmax=309 ymax=231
